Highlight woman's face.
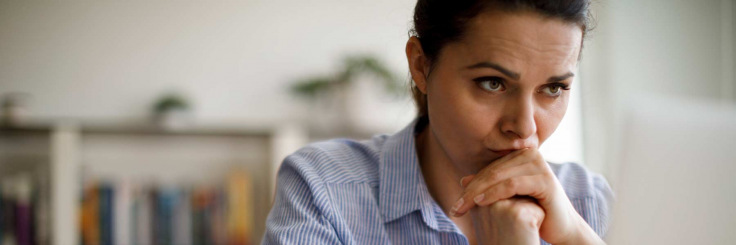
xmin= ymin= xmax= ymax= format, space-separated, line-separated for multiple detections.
xmin=411 ymin=11 xmax=583 ymax=175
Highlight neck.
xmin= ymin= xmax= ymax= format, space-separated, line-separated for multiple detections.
xmin=415 ymin=123 xmax=477 ymax=244
xmin=415 ymin=123 xmax=465 ymax=214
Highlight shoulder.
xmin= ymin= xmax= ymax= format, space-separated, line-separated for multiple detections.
xmin=548 ymin=162 xmax=612 ymax=200
xmin=267 ymin=137 xmax=392 ymax=244
xmin=280 ymin=135 xmax=390 ymax=186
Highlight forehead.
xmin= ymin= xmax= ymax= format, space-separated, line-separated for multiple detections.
xmin=445 ymin=11 xmax=583 ymax=70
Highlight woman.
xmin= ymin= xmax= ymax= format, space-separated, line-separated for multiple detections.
xmin=264 ymin=0 xmax=612 ymax=244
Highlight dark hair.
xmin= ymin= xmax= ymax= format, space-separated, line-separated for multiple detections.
xmin=409 ymin=0 xmax=593 ymax=120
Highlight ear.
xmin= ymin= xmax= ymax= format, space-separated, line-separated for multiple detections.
xmin=405 ymin=36 xmax=430 ymax=94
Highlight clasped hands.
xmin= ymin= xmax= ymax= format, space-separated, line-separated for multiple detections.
xmin=449 ymin=148 xmax=605 ymax=245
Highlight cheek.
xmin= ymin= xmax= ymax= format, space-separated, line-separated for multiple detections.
xmin=429 ymin=74 xmax=494 ymax=137
xmin=425 ymin=72 xmax=493 ymax=163
xmin=535 ymin=96 xmax=569 ymax=144
xmin=428 ymin=71 xmax=474 ymax=122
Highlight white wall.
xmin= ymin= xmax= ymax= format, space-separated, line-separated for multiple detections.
xmin=0 ymin=0 xmax=585 ymax=164
xmin=0 ymin=0 xmax=417 ymax=131
xmin=12 ymin=0 xmax=720 ymax=176
xmin=580 ymin=0 xmax=736 ymax=176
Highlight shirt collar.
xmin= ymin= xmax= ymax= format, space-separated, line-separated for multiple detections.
xmin=378 ymin=119 xmax=460 ymax=233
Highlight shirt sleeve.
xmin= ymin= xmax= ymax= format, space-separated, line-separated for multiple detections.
xmin=262 ymin=153 xmax=343 ymax=245
xmin=569 ymin=173 xmax=614 ymax=238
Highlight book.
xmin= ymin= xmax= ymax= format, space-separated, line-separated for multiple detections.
xmin=133 ymin=186 xmax=151 ymax=245
xmin=14 ymin=175 xmax=32 ymax=245
xmin=113 ymin=181 xmax=130 ymax=245
xmin=98 ymin=184 xmax=114 ymax=245
xmin=227 ymin=169 xmax=252 ymax=245
xmin=2 ymin=178 xmax=17 ymax=245
xmin=81 ymin=182 xmax=100 ymax=245
xmin=172 ymin=187 xmax=191 ymax=245
xmin=79 ymin=172 xmax=254 ymax=245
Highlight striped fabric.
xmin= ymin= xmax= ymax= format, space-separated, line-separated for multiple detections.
xmin=263 ymin=120 xmax=613 ymax=245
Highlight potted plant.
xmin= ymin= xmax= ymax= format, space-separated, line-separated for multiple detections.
xmin=152 ymin=92 xmax=192 ymax=130
xmin=290 ymin=54 xmax=403 ymax=134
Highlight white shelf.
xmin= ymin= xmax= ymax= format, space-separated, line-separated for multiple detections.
xmin=0 ymin=121 xmax=308 ymax=245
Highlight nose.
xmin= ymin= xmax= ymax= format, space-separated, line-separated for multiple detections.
xmin=499 ymin=95 xmax=537 ymax=140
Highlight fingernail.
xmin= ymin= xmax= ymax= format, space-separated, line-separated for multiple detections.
xmin=474 ymin=194 xmax=485 ymax=204
xmin=459 ymin=176 xmax=468 ymax=187
xmin=452 ymin=198 xmax=464 ymax=212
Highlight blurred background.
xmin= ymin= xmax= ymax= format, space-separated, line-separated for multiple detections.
xmin=0 ymin=0 xmax=734 ymax=244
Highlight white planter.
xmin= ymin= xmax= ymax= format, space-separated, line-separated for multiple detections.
xmin=154 ymin=109 xmax=192 ymax=131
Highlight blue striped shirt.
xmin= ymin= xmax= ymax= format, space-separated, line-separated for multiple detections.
xmin=263 ymin=120 xmax=613 ymax=244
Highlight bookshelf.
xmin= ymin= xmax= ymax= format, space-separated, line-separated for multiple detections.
xmin=0 ymin=121 xmax=308 ymax=245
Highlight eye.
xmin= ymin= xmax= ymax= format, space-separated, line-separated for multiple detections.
xmin=474 ymin=77 xmax=506 ymax=92
xmin=541 ymin=83 xmax=570 ymax=97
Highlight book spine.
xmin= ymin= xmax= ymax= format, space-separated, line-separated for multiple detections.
xmin=2 ymin=179 xmax=15 ymax=245
xmin=79 ymin=173 xmax=255 ymax=245
xmin=191 ymin=189 xmax=208 ymax=245
xmin=34 ymin=170 xmax=50 ymax=245
xmin=227 ymin=170 xmax=253 ymax=245
xmin=81 ymin=183 xmax=100 ymax=245
xmin=114 ymin=181 xmax=130 ymax=245
xmin=158 ymin=188 xmax=178 ymax=245
xmin=15 ymin=175 xmax=33 ymax=245
xmin=173 ymin=187 xmax=191 ymax=245
xmin=99 ymin=184 xmax=114 ymax=245
xmin=210 ymin=189 xmax=223 ymax=245
xmin=134 ymin=186 xmax=152 ymax=245
xmin=0 ymin=182 xmax=4 ymax=244
xmin=150 ymin=188 xmax=160 ymax=245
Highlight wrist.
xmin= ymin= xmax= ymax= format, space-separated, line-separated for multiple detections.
xmin=556 ymin=217 xmax=605 ymax=245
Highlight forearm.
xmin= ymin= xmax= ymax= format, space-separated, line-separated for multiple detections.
xmin=472 ymin=215 xmax=541 ymax=245
xmin=473 ymin=218 xmax=541 ymax=245
xmin=556 ymin=217 xmax=605 ymax=245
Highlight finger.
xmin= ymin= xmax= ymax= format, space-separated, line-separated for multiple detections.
xmin=452 ymin=149 xmax=546 ymax=217
xmin=504 ymin=196 xmax=546 ymax=225
xmin=473 ymin=175 xmax=548 ymax=207
xmin=461 ymin=162 xmax=541 ymax=202
xmin=474 ymin=148 xmax=540 ymax=181
xmin=460 ymin=175 xmax=475 ymax=188
xmin=512 ymin=198 xmax=546 ymax=229
xmin=461 ymin=148 xmax=546 ymax=199
xmin=487 ymin=148 xmax=534 ymax=168
xmin=453 ymin=175 xmax=548 ymax=217
xmin=451 ymin=164 xmax=539 ymax=217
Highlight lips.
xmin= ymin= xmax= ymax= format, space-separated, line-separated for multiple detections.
xmin=491 ymin=149 xmax=515 ymax=157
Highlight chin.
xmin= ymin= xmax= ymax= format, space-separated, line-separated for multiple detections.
xmin=461 ymin=157 xmax=499 ymax=175
xmin=450 ymin=147 xmax=499 ymax=174
xmin=469 ymin=156 xmax=501 ymax=174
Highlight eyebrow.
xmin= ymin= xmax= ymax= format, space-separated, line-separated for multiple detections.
xmin=466 ymin=62 xmax=520 ymax=80
xmin=466 ymin=61 xmax=575 ymax=83
xmin=548 ymin=72 xmax=575 ymax=83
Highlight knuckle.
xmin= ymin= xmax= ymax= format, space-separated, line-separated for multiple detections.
xmin=517 ymin=215 xmax=541 ymax=231
xmin=487 ymin=198 xmax=545 ymax=231
xmin=489 ymin=199 xmax=513 ymax=212
xmin=529 ymin=150 xmax=542 ymax=160
xmin=487 ymin=171 xmax=501 ymax=182
xmin=504 ymin=178 xmax=517 ymax=189
xmin=510 ymin=204 xmax=544 ymax=230
xmin=541 ymin=170 xmax=555 ymax=179
xmin=535 ymin=162 xmax=548 ymax=171
xmin=468 ymin=180 xmax=487 ymax=192
xmin=473 ymin=173 xmax=487 ymax=184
